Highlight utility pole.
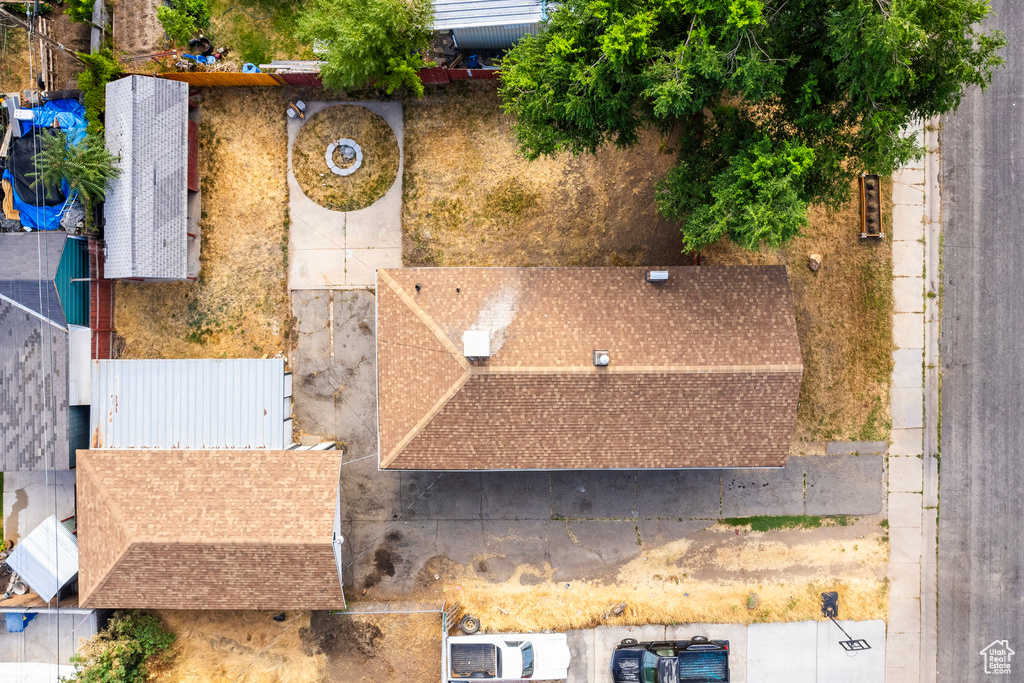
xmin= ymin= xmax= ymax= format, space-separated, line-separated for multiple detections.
xmin=0 ymin=7 xmax=85 ymax=65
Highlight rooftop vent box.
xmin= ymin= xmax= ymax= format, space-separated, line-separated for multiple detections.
xmin=593 ymin=350 xmax=610 ymax=367
xmin=646 ymin=270 xmax=669 ymax=283
xmin=463 ymin=330 xmax=491 ymax=358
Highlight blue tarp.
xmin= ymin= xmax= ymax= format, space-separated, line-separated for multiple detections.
xmin=3 ymin=169 xmax=68 ymax=231
xmin=26 ymin=99 xmax=87 ymax=146
xmin=4 ymin=99 xmax=86 ymax=230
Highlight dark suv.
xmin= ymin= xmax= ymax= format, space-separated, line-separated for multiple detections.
xmin=610 ymin=636 xmax=730 ymax=683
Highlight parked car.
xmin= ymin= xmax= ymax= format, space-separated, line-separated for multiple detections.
xmin=610 ymin=636 xmax=730 ymax=683
xmin=448 ymin=632 xmax=571 ymax=680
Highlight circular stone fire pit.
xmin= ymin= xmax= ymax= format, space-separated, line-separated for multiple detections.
xmin=326 ymin=138 xmax=363 ymax=176
xmin=292 ymin=106 xmax=399 ymax=211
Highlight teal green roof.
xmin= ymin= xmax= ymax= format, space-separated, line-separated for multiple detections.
xmin=54 ymin=236 xmax=89 ymax=327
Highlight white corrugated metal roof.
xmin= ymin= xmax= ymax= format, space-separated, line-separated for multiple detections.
xmin=103 ymin=75 xmax=189 ymax=280
xmin=90 ymin=359 xmax=293 ymax=449
xmin=6 ymin=516 xmax=79 ymax=603
xmin=433 ymin=0 xmax=545 ymax=30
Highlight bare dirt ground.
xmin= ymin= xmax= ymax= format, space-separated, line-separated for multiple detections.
xmin=154 ymin=610 xmax=326 ymax=683
xmin=302 ymin=611 xmax=441 ymax=683
xmin=0 ymin=11 xmax=88 ymax=93
xmin=403 ymin=81 xmax=691 ymax=267
xmin=409 ymin=517 xmax=889 ymax=633
xmin=115 ymin=87 xmax=292 ymax=359
xmin=702 ymin=181 xmax=895 ymax=447
xmin=114 ymin=0 xmax=165 ymax=56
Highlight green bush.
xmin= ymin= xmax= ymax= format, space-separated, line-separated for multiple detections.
xmin=65 ymin=611 xmax=175 ymax=683
xmin=158 ymin=0 xmax=211 ymax=46
xmin=76 ymin=49 xmax=122 ymax=136
xmin=65 ymin=0 xmax=95 ymax=23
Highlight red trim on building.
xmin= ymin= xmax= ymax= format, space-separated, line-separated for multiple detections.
xmin=88 ymin=239 xmax=115 ymax=360
xmin=187 ymin=120 xmax=200 ymax=193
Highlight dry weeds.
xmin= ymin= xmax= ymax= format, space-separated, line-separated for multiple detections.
xmin=403 ymin=82 xmax=690 ymax=267
xmin=448 ymin=528 xmax=889 ymax=633
xmin=702 ymin=180 xmax=895 ymax=446
xmin=114 ymin=88 xmax=291 ymax=360
xmin=293 ymin=105 xmax=400 ymax=211
xmin=156 ymin=610 xmax=326 ymax=683
xmin=306 ymin=612 xmax=441 ymax=683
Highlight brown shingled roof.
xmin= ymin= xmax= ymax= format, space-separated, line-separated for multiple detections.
xmin=78 ymin=449 xmax=346 ymax=610
xmin=377 ymin=267 xmax=803 ymax=470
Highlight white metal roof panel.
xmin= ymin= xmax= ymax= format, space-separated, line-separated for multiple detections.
xmin=103 ymin=75 xmax=189 ymax=279
xmin=6 ymin=516 xmax=79 ymax=603
xmin=433 ymin=0 xmax=545 ymax=30
xmin=90 ymin=359 xmax=290 ymax=449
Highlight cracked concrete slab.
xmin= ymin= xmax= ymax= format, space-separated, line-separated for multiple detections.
xmin=721 ymin=460 xmax=804 ymax=517
xmin=550 ymin=471 xmax=638 ymax=519
xmin=804 ymin=455 xmax=884 ymax=516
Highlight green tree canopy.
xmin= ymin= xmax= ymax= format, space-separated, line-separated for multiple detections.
xmin=499 ymin=0 xmax=1005 ymax=251
xmin=296 ymin=0 xmax=434 ymax=96
xmin=31 ymin=130 xmax=121 ymax=229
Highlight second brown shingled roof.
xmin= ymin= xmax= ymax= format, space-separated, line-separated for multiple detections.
xmin=77 ymin=449 xmax=346 ymax=610
xmin=376 ymin=266 xmax=803 ymax=470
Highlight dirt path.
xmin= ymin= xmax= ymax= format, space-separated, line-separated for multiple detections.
xmin=114 ymin=0 xmax=165 ymax=56
xmin=115 ymin=87 xmax=292 ymax=359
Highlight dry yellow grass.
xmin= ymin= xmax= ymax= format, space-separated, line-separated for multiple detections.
xmin=438 ymin=527 xmax=889 ymax=632
xmin=293 ymin=105 xmax=400 ymax=211
xmin=703 ymin=180 xmax=894 ymax=446
xmin=156 ymin=610 xmax=326 ymax=683
xmin=403 ymin=82 xmax=689 ymax=267
xmin=114 ymin=88 xmax=292 ymax=360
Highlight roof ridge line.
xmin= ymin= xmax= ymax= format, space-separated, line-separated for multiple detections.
xmin=0 ymin=290 xmax=67 ymax=331
xmin=380 ymin=370 xmax=471 ymax=469
xmin=468 ymin=363 xmax=806 ymax=375
xmin=378 ymin=270 xmax=469 ymax=371
xmin=77 ymin=459 xmax=134 ymax=608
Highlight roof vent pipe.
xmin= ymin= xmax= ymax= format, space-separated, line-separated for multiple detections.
xmin=593 ymin=350 xmax=610 ymax=366
xmin=646 ymin=270 xmax=669 ymax=283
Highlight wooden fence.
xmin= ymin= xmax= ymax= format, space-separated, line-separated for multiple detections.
xmin=157 ymin=68 xmax=500 ymax=88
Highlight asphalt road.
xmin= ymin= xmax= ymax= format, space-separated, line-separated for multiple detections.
xmin=938 ymin=0 xmax=1024 ymax=678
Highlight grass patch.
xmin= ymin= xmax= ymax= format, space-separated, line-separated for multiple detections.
xmin=208 ymin=0 xmax=310 ymax=64
xmin=721 ymin=515 xmax=823 ymax=532
xmin=703 ymin=177 xmax=895 ymax=445
xmin=292 ymin=105 xmax=400 ymax=212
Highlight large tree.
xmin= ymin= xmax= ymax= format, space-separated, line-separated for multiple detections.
xmin=296 ymin=0 xmax=434 ymax=96
xmin=499 ymin=0 xmax=1005 ymax=251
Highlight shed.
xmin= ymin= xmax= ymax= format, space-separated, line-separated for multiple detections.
xmin=103 ymin=75 xmax=195 ymax=280
xmin=78 ymin=449 xmax=346 ymax=610
xmin=5 ymin=516 xmax=79 ymax=604
xmin=376 ymin=266 xmax=804 ymax=470
xmin=432 ymin=0 xmax=547 ymax=49
xmin=0 ymin=232 xmax=91 ymax=471
xmin=89 ymin=359 xmax=294 ymax=449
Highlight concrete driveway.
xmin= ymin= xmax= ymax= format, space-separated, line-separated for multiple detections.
xmin=291 ymin=289 xmax=887 ymax=597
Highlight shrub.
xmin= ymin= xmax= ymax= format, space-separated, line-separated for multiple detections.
xmin=65 ymin=0 xmax=95 ymax=23
xmin=76 ymin=48 xmax=122 ymax=135
xmin=65 ymin=611 xmax=175 ymax=683
xmin=158 ymin=0 xmax=211 ymax=46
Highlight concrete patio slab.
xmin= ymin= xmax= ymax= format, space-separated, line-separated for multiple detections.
xmin=890 ymin=526 xmax=923 ymax=564
xmin=815 ymin=619 xmax=885 ymax=682
xmin=721 ymin=462 xmax=804 ymax=517
xmin=893 ymin=313 xmax=925 ymax=349
xmin=747 ymin=621 xmax=817 ymax=683
xmin=891 ymin=387 xmax=924 ymax=429
xmin=889 ymin=560 xmax=922 ymax=598
xmin=891 ymin=428 xmax=924 ymax=456
xmin=888 ymin=456 xmax=923 ymax=493
xmin=287 ymin=101 xmax=403 ymax=290
xmin=893 ymin=277 xmax=924 ymax=312
xmin=804 ymin=455 xmax=884 ymax=516
xmin=893 ymin=348 xmax=924 ymax=388
xmin=889 ymin=492 xmax=923 ymax=529
xmin=893 ymin=240 xmax=925 ymax=277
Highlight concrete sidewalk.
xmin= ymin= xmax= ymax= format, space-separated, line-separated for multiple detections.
xmin=567 ymin=620 xmax=885 ymax=682
xmin=886 ymin=119 xmax=940 ymax=683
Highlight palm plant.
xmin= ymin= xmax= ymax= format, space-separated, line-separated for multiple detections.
xmin=30 ymin=130 xmax=121 ymax=228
